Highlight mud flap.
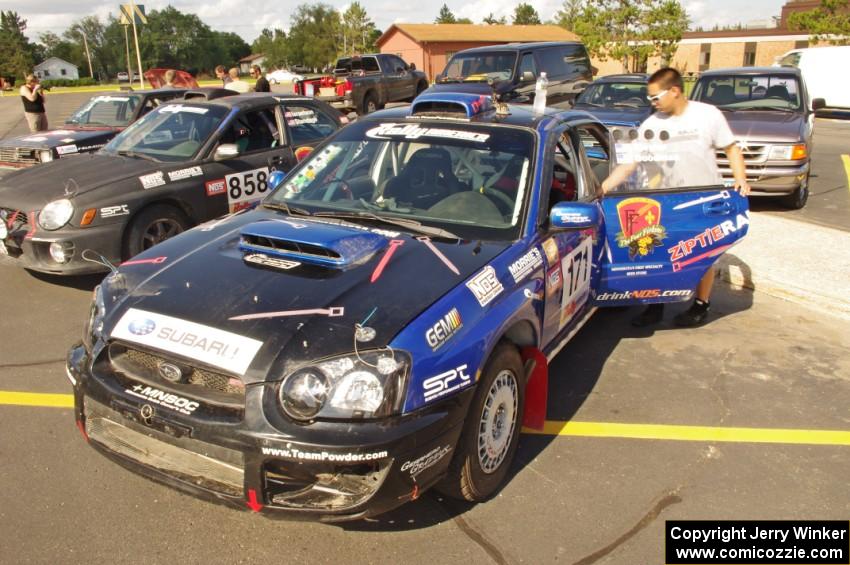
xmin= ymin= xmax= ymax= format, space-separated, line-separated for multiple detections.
xmin=521 ymin=346 xmax=548 ymax=430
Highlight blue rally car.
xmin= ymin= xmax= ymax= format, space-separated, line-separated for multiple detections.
xmin=66 ymin=91 xmax=749 ymax=521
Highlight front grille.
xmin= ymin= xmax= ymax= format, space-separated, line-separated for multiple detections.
xmin=0 ymin=147 xmax=38 ymax=165
xmin=1 ymin=208 xmax=29 ymax=233
xmin=109 ymin=343 xmax=245 ymax=409
xmin=716 ymin=144 xmax=767 ymax=163
xmin=85 ymin=397 xmax=245 ymax=496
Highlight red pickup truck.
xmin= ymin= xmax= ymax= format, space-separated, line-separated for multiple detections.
xmin=294 ymin=54 xmax=429 ymax=115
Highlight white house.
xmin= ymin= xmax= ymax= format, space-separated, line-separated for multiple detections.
xmin=34 ymin=57 xmax=80 ymax=81
xmin=238 ymin=53 xmax=266 ymax=75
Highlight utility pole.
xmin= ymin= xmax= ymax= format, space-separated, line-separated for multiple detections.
xmin=130 ymin=1 xmax=144 ymax=89
xmin=123 ymin=24 xmax=132 ymax=84
xmin=82 ymin=34 xmax=94 ymax=79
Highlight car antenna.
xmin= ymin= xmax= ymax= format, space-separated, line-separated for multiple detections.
xmin=488 ymin=79 xmax=510 ymax=117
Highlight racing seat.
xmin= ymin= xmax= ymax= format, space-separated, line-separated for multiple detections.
xmin=709 ymin=85 xmax=736 ymax=105
xmin=764 ymin=85 xmax=791 ymax=101
xmin=382 ymin=148 xmax=465 ymax=209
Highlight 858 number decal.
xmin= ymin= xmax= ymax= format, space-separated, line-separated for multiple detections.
xmin=225 ymin=167 xmax=270 ymax=210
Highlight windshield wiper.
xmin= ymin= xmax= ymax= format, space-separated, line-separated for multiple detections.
xmin=576 ymin=101 xmax=604 ymax=107
xmin=115 ymin=150 xmax=160 ymax=162
xmin=262 ymin=202 xmax=312 ymax=216
xmin=613 ymin=102 xmax=643 ymax=108
xmin=312 ymin=210 xmax=460 ymax=240
xmin=739 ymin=106 xmax=797 ymax=112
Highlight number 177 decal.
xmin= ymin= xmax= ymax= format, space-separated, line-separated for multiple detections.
xmin=226 ymin=167 xmax=271 ymax=212
xmin=560 ymin=237 xmax=592 ymax=328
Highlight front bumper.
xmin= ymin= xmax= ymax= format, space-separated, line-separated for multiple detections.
xmin=67 ymin=342 xmax=467 ymax=521
xmin=719 ymin=162 xmax=809 ymax=196
xmin=0 ymin=221 xmax=122 ymax=275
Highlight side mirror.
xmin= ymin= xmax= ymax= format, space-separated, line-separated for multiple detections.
xmin=409 ymin=63 xmax=416 ymax=71
xmin=550 ymin=202 xmax=599 ymax=230
xmin=812 ymin=98 xmax=826 ymax=111
xmin=213 ymin=143 xmax=240 ymax=162
xmin=267 ymin=169 xmax=287 ymax=193
xmin=520 ymin=71 xmax=535 ymax=83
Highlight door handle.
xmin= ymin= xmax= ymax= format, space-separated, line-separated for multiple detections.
xmin=703 ymin=201 xmax=732 ymax=216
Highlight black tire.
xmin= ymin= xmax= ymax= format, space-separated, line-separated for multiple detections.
xmin=437 ymin=342 xmax=525 ymax=502
xmin=409 ymin=81 xmax=428 ymax=101
xmin=123 ymin=204 xmax=190 ymax=260
xmin=360 ymin=92 xmax=379 ymax=115
xmin=780 ymin=173 xmax=809 ymax=210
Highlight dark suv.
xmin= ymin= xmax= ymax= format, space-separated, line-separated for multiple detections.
xmin=424 ymin=41 xmax=592 ymax=105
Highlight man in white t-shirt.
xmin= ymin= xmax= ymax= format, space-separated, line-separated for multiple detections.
xmin=601 ymin=67 xmax=750 ymax=327
xmin=225 ymin=68 xmax=251 ymax=94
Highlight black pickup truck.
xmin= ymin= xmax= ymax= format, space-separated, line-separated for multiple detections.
xmin=294 ymin=54 xmax=429 ymax=115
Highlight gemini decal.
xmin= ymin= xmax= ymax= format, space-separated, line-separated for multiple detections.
xmin=425 ymin=308 xmax=462 ymax=351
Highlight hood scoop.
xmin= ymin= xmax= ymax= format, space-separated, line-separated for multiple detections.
xmin=239 ymin=219 xmax=388 ymax=268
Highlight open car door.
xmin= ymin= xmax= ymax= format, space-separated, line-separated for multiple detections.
xmin=592 ymin=189 xmax=749 ymax=306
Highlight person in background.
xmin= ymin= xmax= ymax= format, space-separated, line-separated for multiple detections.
xmin=215 ymin=65 xmax=232 ymax=87
xmin=20 ymin=74 xmax=47 ymax=132
xmin=163 ymin=69 xmax=177 ymax=88
xmin=601 ymin=67 xmax=750 ymax=327
xmin=251 ymin=64 xmax=270 ymax=92
xmin=226 ymin=68 xmax=250 ymax=93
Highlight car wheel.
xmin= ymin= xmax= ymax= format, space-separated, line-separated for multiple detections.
xmin=361 ymin=92 xmax=379 ymax=115
xmin=780 ymin=173 xmax=809 ymax=210
xmin=123 ymin=204 xmax=189 ymax=260
xmin=437 ymin=342 xmax=525 ymax=502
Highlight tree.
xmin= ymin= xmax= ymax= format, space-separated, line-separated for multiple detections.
xmin=0 ymin=11 xmax=37 ymax=80
xmin=555 ymin=0 xmax=585 ymax=32
xmin=573 ymin=0 xmax=689 ymax=72
xmin=436 ymin=4 xmax=458 ymax=24
xmin=789 ymin=0 xmax=850 ymax=45
xmin=65 ymin=16 xmax=109 ymax=78
xmin=341 ymin=2 xmax=377 ymax=56
xmin=513 ymin=3 xmax=542 ymax=25
xmin=252 ymin=28 xmax=288 ymax=68
xmin=483 ymin=13 xmax=507 ymax=25
xmin=287 ymin=3 xmax=340 ymax=70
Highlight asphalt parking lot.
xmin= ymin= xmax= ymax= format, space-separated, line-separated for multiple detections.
xmin=0 ymin=88 xmax=848 ymax=564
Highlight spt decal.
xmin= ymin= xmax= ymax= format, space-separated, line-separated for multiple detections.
xmin=615 ymin=197 xmax=667 ymax=259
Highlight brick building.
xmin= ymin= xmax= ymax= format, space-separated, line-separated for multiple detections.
xmin=376 ymin=24 xmax=578 ymax=81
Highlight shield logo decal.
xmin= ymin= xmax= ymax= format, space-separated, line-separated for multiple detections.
xmin=615 ymin=197 xmax=667 ymax=259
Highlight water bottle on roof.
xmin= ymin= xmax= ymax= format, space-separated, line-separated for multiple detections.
xmin=533 ymin=72 xmax=548 ymax=114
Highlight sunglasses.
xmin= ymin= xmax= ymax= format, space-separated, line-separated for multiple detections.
xmin=647 ymin=89 xmax=669 ymax=103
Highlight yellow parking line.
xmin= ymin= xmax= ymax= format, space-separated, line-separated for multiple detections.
xmin=842 ymin=154 xmax=850 ymax=192
xmin=3 ymin=391 xmax=848 ymax=446
xmin=523 ymin=421 xmax=850 ymax=446
xmin=0 ymin=391 xmax=73 ymax=408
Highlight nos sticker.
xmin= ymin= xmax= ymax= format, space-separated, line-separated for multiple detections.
xmin=111 ymin=308 xmax=263 ymax=375
xmin=56 ymin=144 xmax=78 ymax=156
xmin=225 ymin=167 xmax=271 ymax=212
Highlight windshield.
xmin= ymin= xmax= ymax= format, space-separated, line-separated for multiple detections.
xmin=440 ymin=52 xmax=517 ymax=83
xmin=692 ymin=75 xmax=803 ymax=111
xmin=103 ymin=103 xmax=229 ymax=162
xmin=267 ymin=121 xmax=535 ymax=240
xmin=576 ymin=81 xmax=650 ymax=108
xmin=66 ymin=94 xmax=142 ymax=127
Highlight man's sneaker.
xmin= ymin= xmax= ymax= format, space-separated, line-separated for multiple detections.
xmin=674 ymin=299 xmax=710 ymax=327
xmin=631 ymin=303 xmax=664 ymax=327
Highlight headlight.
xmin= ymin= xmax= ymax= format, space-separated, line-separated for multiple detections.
xmin=279 ymin=350 xmax=411 ymax=421
xmin=768 ymin=144 xmax=807 ymax=160
xmin=38 ymin=199 xmax=74 ymax=230
xmin=38 ymin=150 xmax=54 ymax=163
xmin=83 ymin=284 xmax=106 ymax=348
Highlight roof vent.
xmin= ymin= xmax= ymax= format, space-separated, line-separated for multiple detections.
xmin=411 ymin=92 xmax=493 ymax=118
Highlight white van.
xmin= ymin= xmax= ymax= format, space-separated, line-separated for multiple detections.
xmin=775 ymin=46 xmax=850 ymax=109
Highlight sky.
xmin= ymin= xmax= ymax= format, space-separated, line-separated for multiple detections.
xmin=12 ymin=0 xmax=789 ymax=44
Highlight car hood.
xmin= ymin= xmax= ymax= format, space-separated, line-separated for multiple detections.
xmin=0 ymin=153 xmax=170 ymax=210
xmin=571 ymin=104 xmax=652 ymax=127
xmin=100 ymin=208 xmax=509 ymax=382
xmin=722 ymin=110 xmax=805 ymax=142
xmin=0 ymin=127 xmax=117 ymax=151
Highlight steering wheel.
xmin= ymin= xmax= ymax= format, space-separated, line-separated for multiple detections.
xmin=481 ymin=187 xmax=515 ymax=215
xmin=624 ymin=97 xmax=645 ymax=106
